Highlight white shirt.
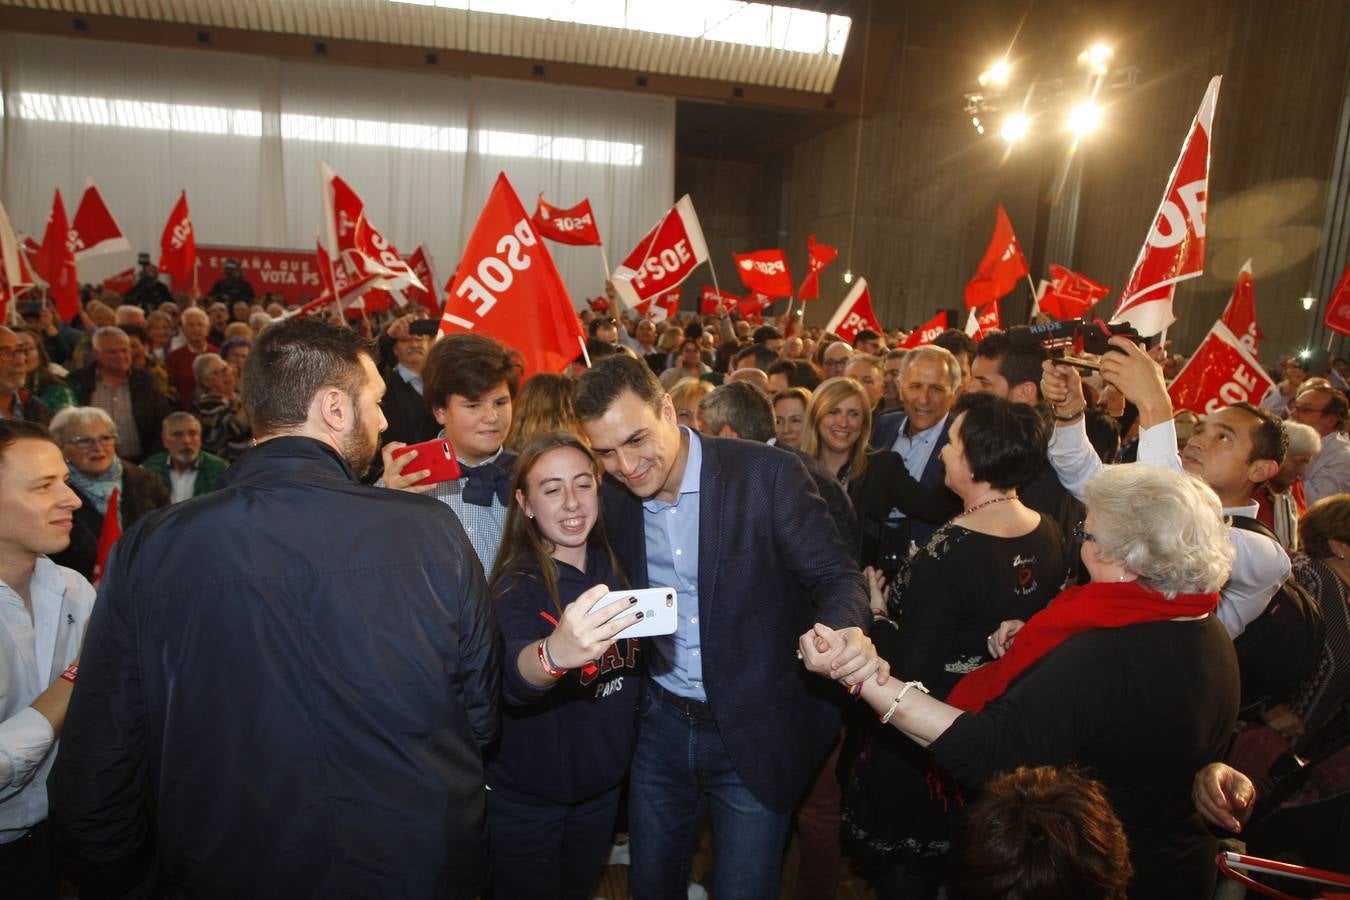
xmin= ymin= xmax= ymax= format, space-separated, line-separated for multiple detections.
xmin=1303 ymin=431 xmax=1350 ymax=506
xmin=0 ymin=558 xmax=96 ymax=841
xmin=168 ymin=465 xmax=198 ymax=504
xmin=1048 ymin=417 xmax=1290 ymax=639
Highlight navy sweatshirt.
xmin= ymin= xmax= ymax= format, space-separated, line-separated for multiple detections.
xmin=486 ymin=544 xmax=641 ymax=805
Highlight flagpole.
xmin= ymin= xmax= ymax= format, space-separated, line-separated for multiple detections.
xmin=578 ymin=335 xmax=591 ymax=368
xmin=598 ymin=243 xmax=611 ymax=289
xmin=708 ymin=257 xmax=721 ymax=295
xmin=782 ymin=295 xmax=795 ymax=332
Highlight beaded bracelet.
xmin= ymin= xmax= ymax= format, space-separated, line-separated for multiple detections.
xmin=879 ymin=680 xmax=929 ymax=725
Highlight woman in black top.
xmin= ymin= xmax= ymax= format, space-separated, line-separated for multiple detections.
xmin=846 ymin=393 xmax=1067 ymax=891
xmin=800 ymin=376 xmax=955 ymax=563
xmin=485 ymin=432 xmax=641 ymax=900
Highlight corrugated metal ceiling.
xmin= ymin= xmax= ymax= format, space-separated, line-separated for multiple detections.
xmin=1 ymin=0 xmax=849 ymax=93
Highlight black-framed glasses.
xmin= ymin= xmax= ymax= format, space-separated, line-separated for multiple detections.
xmin=1073 ymin=521 xmax=1096 ymax=543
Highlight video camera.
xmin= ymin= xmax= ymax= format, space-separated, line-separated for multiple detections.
xmin=1021 ymin=317 xmax=1148 ymax=371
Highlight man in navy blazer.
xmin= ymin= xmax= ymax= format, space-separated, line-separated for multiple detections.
xmin=576 ymin=356 xmax=879 ymax=900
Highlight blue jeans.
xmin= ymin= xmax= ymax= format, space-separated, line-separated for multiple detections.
xmin=628 ymin=682 xmax=792 ymax=900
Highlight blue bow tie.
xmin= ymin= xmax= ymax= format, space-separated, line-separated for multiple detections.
xmin=460 ymin=461 xmax=510 ymax=508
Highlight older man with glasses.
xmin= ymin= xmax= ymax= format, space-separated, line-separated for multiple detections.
xmin=1289 ymin=385 xmax=1350 ymax=504
xmin=0 ymin=327 xmax=54 ymax=426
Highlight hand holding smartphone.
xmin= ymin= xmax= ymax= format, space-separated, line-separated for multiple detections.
xmin=389 ymin=438 xmax=461 ymax=487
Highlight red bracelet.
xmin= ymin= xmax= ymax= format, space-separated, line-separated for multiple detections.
xmin=60 ymin=664 xmax=78 ymax=684
xmin=537 ymin=640 xmax=566 ymax=679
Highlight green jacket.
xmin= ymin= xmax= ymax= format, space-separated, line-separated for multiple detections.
xmin=141 ymin=451 xmax=230 ymax=500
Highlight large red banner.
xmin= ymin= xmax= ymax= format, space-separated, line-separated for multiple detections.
xmin=199 ymin=245 xmax=322 ymax=304
xmin=1168 ymin=320 xmax=1274 ymax=415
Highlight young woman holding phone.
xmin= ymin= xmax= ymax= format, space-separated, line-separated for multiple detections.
xmin=485 ymin=430 xmax=642 ymax=900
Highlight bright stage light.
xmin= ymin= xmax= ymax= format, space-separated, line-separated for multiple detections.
xmin=843 ymin=269 xmax=854 ymax=285
xmin=1067 ymin=101 xmax=1102 ymax=136
xmin=979 ymin=60 xmax=1011 ymax=88
xmin=1302 ymin=295 xmax=1316 ymax=311
xmin=1079 ymin=43 xmax=1114 ymax=73
xmin=999 ymin=113 xmax=1029 ymax=143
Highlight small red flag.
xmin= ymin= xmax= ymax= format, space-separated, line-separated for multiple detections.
xmin=635 ymin=291 xmax=681 ymax=323
xmin=71 ymin=183 xmax=130 ymax=260
xmin=797 ymin=235 xmax=838 ymax=301
xmin=400 ymin=245 xmax=441 ymax=315
xmin=440 ymin=172 xmax=585 ymax=378
xmin=964 ymin=301 xmax=1001 ymax=339
xmin=900 ymin=310 xmax=949 ymax=349
xmin=1323 ymin=262 xmax=1350 ymax=337
xmin=101 ymin=267 xmax=137 ymax=294
xmin=733 ymin=248 xmax=793 ymax=298
xmin=158 ymin=191 xmax=197 ymax=289
xmin=738 ymin=291 xmax=772 ymax=324
xmin=1038 ymin=264 xmax=1111 ymax=320
xmin=1219 ymin=259 xmax=1264 ymax=358
xmin=0 ymin=200 xmax=36 ymax=321
xmin=700 ymin=285 xmax=740 ymax=316
xmin=823 ymin=278 xmax=884 ymax=344
xmin=965 ymin=205 xmax=1029 ymax=309
xmin=92 ymin=488 xmax=121 ymax=586
xmin=532 ymin=195 xmax=603 ymax=246
xmin=35 ymin=190 xmax=80 ymax=321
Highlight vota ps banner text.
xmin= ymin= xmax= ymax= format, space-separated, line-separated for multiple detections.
xmin=198 ymin=246 xmax=322 ymax=303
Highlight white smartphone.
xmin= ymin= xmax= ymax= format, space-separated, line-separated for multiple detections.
xmin=587 ymin=587 xmax=679 ymax=639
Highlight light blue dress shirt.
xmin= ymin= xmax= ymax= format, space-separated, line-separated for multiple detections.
xmin=643 ymin=427 xmax=705 ymax=701
xmin=395 ymin=363 xmax=423 ymax=396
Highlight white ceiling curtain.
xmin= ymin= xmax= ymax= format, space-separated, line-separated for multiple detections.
xmin=0 ymin=31 xmax=675 ymax=305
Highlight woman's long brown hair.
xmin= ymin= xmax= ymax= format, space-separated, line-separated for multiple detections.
xmin=488 ymin=430 xmax=628 ymax=615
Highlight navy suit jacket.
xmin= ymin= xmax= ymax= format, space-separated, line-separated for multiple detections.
xmin=603 ymin=433 xmax=869 ymax=813
xmin=868 ymin=412 xmax=958 ymax=547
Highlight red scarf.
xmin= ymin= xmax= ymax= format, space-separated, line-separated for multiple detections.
xmin=946 ymin=580 xmax=1219 ymax=713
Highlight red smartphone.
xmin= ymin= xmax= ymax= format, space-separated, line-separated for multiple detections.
xmin=390 ymin=438 xmax=462 ymax=486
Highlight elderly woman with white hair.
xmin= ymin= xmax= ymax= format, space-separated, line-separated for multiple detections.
xmin=804 ymin=464 xmax=1240 ymax=899
xmin=48 ymin=406 xmax=168 ymax=580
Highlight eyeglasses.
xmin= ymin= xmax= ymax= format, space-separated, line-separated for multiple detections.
xmin=66 ymin=435 xmax=117 ymax=450
xmin=1073 ymin=521 xmax=1097 ymax=543
xmin=1290 ymin=402 xmax=1331 ymax=415
xmin=823 ymin=358 xmax=849 ymax=370
xmin=0 ymin=347 xmax=33 ymax=361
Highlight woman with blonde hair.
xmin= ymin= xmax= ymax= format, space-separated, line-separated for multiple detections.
xmin=668 ymin=377 xmax=713 ymax=430
xmin=506 ymin=373 xmax=577 ymax=450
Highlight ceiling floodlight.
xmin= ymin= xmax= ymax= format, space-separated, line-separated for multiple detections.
xmin=999 ymin=113 xmax=1029 ymax=143
xmin=979 ymin=59 xmax=1011 ymax=88
xmin=1079 ymin=43 xmax=1114 ymax=74
xmin=1067 ymin=101 xmax=1102 ymax=136
xmin=1301 ymin=295 xmax=1316 ymax=311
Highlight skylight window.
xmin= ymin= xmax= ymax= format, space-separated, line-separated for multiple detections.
xmin=387 ymin=0 xmax=852 ymax=56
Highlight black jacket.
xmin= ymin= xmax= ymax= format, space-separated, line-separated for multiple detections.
xmin=69 ymin=366 xmax=175 ymax=463
xmin=379 ymin=365 xmax=440 ymax=448
xmin=602 ymin=433 xmax=869 ymax=813
xmin=50 ymin=461 xmax=169 ymax=581
xmin=50 ymin=437 xmax=502 ymax=900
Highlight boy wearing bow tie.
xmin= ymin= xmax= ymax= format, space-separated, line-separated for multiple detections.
xmin=383 ymin=333 xmax=518 ymax=573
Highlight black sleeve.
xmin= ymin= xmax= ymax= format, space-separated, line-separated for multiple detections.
xmin=926 ymin=641 xmax=1111 ymax=788
xmin=494 ymin=576 xmax=559 ymax=706
xmin=888 ymin=551 xmax=966 ymax=688
xmin=862 ymin=452 xmax=959 ymax=525
xmin=48 ymin=543 xmax=160 ymax=899
xmin=452 ymin=554 xmax=503 ymax=751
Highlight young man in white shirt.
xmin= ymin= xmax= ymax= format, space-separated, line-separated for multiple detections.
xmin=0 ymin=420 xmax=95 ymax=899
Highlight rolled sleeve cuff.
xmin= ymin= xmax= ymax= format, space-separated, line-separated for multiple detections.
xmin=0 ymin=707 xmax=55 ymax=789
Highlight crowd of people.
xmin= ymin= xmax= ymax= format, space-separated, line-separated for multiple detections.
xmin=2 ymin=272 xmax=1349 ymax=900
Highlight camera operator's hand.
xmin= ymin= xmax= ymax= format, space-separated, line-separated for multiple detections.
xmin=1098 ymin=336 xmax=1172 ymax=429
xmin=1041 ymin=360 xmax=1087 ymax=425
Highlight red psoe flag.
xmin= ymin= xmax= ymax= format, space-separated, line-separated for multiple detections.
xmin=797 ymin=235 xmax=838 ymax=301
xmin=1168 ymin=320 xmax=1274 ymax=415
xmin=158 ymin=190 xmax=197 ymax=290
xmin=1219 ymin=259 xmax=1265 ymax=358
xmin=399 ymin=245 xmax=442 ymax=315
xmin=635 ymin=291 xmax=681 ymax=323
xmin=1039 ymin=264 xmax=1111 ymax=320
xmin=738 ymin=291 xmax=772 ymax=324
xmin=900 ymin=310 xmax=949 ymax=349
xmin=611 ymin=196 xmax=709 ymax=309
xmin=101 ymin=267 xmax=136 ymax=294
xmin=1323 ymin=262 xmax=1350 ymax=337
xmin=440 ymin=172 xmax=585 ymax=379
xmin=823 ymin=277 xmax=884 ymax=344
xmin=320 ymin=164 xmax=424 ymax=307
xmin=532 ymin=195 xmax=603 ymax=246
xmin=1112 ymin=76 xmax=1222 ymax=337
xmin=36 ymin=190 xmax=80 ymax=320
xmin=91 ymin=488 xmax=121 ymax=586
xmin=700 ymin=285 xmax=740 ymax=316
xmin=734 ymin=248 xmax=794 ymax=298
xmin=965 ymin=205 xmax=1029 ymax=309
xmin=964 ymin=301 xmax=1001 ymax=339
xmin=71 ymin=183 xmax=130 ymax=260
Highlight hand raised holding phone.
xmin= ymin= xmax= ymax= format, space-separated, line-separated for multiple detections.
xmin=545 ymin=583 xmax=643 ymax=669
